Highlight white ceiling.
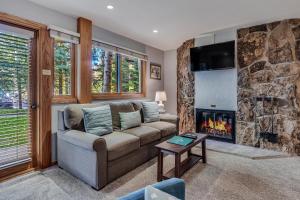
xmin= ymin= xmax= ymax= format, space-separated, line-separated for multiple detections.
xmin=28 ymin=0 xmax=300 ymax=50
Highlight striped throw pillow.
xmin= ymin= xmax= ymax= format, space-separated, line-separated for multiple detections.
xmin=142 ymin=102 xmax=160 ymax=123
xmin=82 ymin=105 xmax=113 ymax=136
xmin=119 ymin=110 xmax=142 ymax=130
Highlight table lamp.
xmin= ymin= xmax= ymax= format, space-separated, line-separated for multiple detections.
xmin=155 ymin=91 xmax=167 ymax=113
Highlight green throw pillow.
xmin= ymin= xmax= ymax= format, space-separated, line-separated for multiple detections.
xmin=82 ymin=105 xmax=113 ymax=136
xmin=142 ymin=102 xmax=160 ymax=123
xmin=119 ymin=110 xmax=142 ymax=130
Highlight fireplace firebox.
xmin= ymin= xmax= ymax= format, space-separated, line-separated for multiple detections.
xmin=196 ymin=108 xmax=236 ymax=143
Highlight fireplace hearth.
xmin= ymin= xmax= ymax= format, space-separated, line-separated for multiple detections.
xmin=196 ymin=108 xmax=236 ymax=143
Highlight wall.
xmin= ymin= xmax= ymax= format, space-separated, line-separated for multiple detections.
xmin=0 ymin=0 xmax=164 ymax=161
xmin=0 ymin=0 xmax=147 ymax=53
xmin=145 ymin=45 xmax=164 ymax=99
xmin=237 ymin=19 xmax=300 ymax=155
xmin=164 ymin=50 xmax=177 ymax=114
xmin=164 ymin=28 xmax=238 ymax=114
xmin=194 ymin=28 xmax=237 ymax=111
xmin=0 ymin=0 xmax=77 ymax=32
xmin=92 ymin=26 xmax=146 ymax=53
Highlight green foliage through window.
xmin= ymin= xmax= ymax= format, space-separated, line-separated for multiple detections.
xmin=92 ymin=46 xmax=141 ymax=94
xmin=121 ymin=56 xmax=140 ymax=93
xmin=92 ymin=47 xmax=117 ymax=93
xmin=0 ymin=31 xmax=31 ymax=157
xmin=0 ymin=33 xmax=29 ymax=109
xmin=54 ymin=40 xmax=72 ymax=96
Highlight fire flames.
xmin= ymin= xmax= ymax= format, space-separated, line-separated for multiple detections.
xmin=201 ymin=117 xmax=232 ymax=135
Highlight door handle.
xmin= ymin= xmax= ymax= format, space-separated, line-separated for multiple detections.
xmin=31 ymin=104 xmax=37 ymax=109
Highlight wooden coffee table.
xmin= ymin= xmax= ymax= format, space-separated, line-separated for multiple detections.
xmin=155 ymin=133 xmax=208 ymax=181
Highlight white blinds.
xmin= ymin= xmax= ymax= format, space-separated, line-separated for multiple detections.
xmin=48 ymin=25 xmax=80 ymax=44
xmin=92 ymin=39 xmax=148 ymax=61
xmin=0 ymin=30 xmax=33 ymax=169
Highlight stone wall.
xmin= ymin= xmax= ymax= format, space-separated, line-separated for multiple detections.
xmin=177 ymin=39 xmax=195 ymax=133
xmin=237 ymin=19 xmax=300 ymax=155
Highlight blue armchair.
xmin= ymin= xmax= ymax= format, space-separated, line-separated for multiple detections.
xmin=118 ymin=178 xmax=185 ymax=200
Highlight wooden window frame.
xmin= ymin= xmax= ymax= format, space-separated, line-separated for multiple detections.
xmin=52 ymin=41 xmax=77 ymax=104
xmin=91 ymin=53 xmax=147 ymax=100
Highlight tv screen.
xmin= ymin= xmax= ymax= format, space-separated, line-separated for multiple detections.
xmin=190 ymin=41 xmax=235 ymax=71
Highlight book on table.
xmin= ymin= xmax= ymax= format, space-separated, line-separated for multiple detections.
xmin=167 ymin=136 xmax=194 ymax=146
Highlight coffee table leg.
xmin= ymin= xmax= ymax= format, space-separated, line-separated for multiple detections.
xmin=157 ymin=150 xmax=163 ymax=181
xmin=175 ymin=154 xmax=181 ymax=177
xmin=202 ymin=140 xmax=207 ymax=163
xmin=188 ymin=149 xmax=191 ymax=157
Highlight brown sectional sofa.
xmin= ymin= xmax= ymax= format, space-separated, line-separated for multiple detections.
xmin=57 ymin=100 xmax=178 ymax=190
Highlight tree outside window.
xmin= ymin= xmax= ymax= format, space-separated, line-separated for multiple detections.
xmin=91 ymin=47 xmax=117 ymax=93
xmin=92 ymin=46 xmax=142 ymax=96
xmin=121 ymin=55 xmax=140 ymax=93
xmin=53 ymin=40 xmax=73 ymax=96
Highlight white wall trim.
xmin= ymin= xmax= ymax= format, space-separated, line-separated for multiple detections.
xmin=47 ymin=24 xmax=80 ymax=37
xmin=92 ymin=37 xmax=148 ymax=56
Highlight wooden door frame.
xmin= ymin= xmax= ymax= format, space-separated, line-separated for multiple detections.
xmin=0 ymin=12 xmax=52 ymax=180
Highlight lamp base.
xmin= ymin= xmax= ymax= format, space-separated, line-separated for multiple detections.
xmin=158 ymin=102 xmax=166 ymax=113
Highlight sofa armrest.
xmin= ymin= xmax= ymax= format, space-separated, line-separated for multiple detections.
xmin=159 ymin=114 xmax=178 ymax=124
xmin=58 ymin=130 xmax=107 ymax=152
xmin=160 ymin=114 xmax=179 ymax=133
xmin=57 ymin=130 xmax=108 ymax=190
xmin=118 ymin=178 xmax=185 ymax=200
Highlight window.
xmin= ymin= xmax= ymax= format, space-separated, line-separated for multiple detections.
xmin=52 ymin=39 xmax=76 ymax=103
xmin=121 ymin=55 xmax=141 ymax=93
xmin=92 ymin=43 xmax=146 ymax=99
xmin=91 ymin=48 xmax=118 ymax=93
xmin=0 ymin=24 xmax=34 ymax=170
xmin=49 ymin=26 xmax=79 ymax=103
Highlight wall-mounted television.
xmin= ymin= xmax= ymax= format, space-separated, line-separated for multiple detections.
xmin=190 ymin=41 xmax=235 ymax=71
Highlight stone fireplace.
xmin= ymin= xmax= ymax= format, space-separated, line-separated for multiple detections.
xmin=177 ymin=19 xmax=300 ymax=155
xmin=237 ymin=19 xmax=300 ymax=155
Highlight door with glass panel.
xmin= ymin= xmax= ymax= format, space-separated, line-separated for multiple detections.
xmin=0 ymin=23 xmax=36 ymax=172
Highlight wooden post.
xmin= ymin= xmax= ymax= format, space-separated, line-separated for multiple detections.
xmin=77 ymin=17 xmax=92 ymax=103
xmin=38 ymin=27 xmax=53 ymax=168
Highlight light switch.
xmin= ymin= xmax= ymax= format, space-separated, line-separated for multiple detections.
xmin=42 ymin=69 xmax=51 ymax=76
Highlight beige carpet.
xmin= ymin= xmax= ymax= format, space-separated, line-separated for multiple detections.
xmin=1 ymin=150 xmax=300 ymax=200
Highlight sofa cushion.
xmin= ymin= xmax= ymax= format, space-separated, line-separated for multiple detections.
xmin=119 ymin=110 xmax=142 ymax=130
xmin=101 ymin=132 xmax=140 ymax=161
xmin=122 ymin=126 xmax=161 ymax=146
xmin=110 ymin=102 xmax=135 ymax=130
xmin=131 ymin=101 xmax=145 ymax=123
xmin=143 ymin=121 xmax=176 ymax=137
xmin=82 ymin=105 xmax=113 ymax=136
xmin=63 ymin=102 xmax=109 ymax=131
xmin=159 ymin=114 xmax=178 ymax=125
xmin=142 ymin=102 xmax=160 ymax=123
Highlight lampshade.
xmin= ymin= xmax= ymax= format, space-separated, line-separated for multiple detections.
xmin=155 ymin=91 xmax=167 ymax=102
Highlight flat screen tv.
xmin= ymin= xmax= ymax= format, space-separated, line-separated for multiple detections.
xmin=190 ymin=41 xmax=235 ymax=71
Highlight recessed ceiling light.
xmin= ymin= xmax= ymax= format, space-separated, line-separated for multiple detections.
xmin=153 ymin=30 xmax=158 ymax=33
xmin=107 ymin=5 xmax=114 ymax=10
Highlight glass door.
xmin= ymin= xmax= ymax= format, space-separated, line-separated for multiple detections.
xmin=0 ymin=23 xmax=36 ymax=170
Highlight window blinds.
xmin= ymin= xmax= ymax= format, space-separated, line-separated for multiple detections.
xmin=48 ymin=25 xmax=80 ymax=44
xmin=92 ymin=39 xmax=148 ymax=61
xmin=0 ymin=29 xmax=33 ymax=169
